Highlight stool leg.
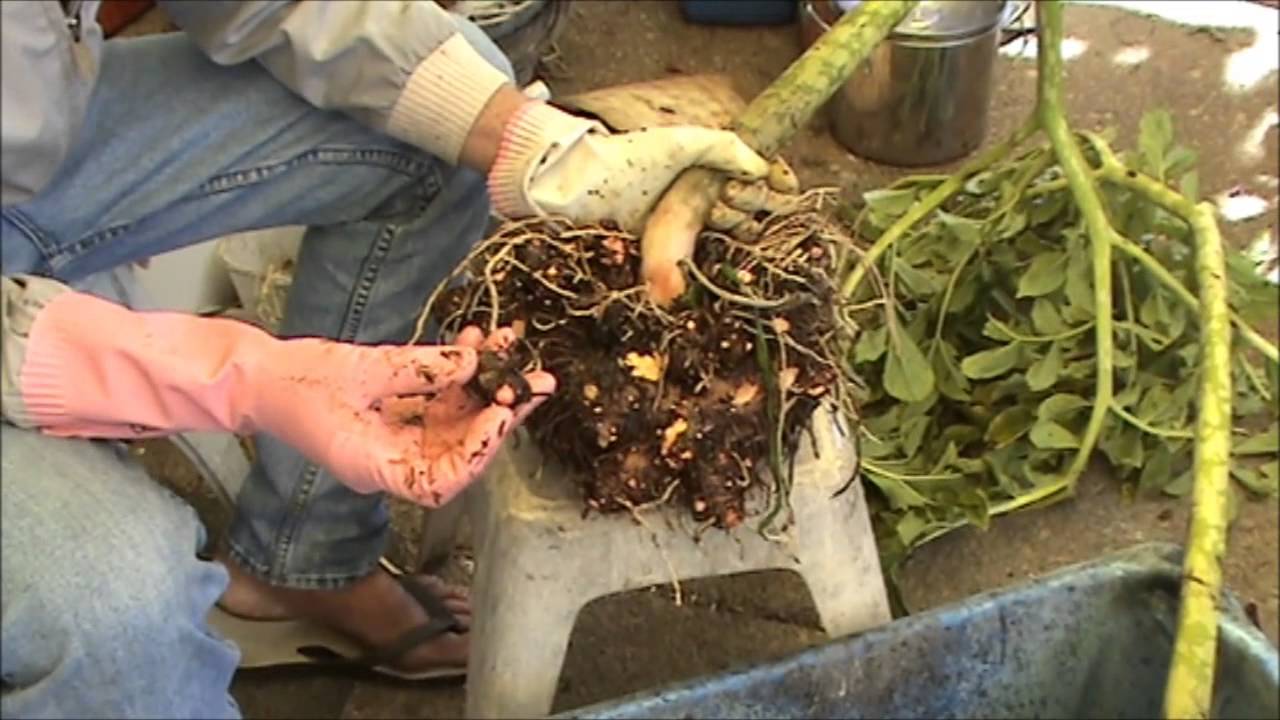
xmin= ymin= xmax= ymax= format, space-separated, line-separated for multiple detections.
xmin=793 ymin=480 xmax=892 ymax=637
xmin=464 ymin=529 xmax=585 ymax=719
xmin=416 ymin=498 xmax=466 ymax=572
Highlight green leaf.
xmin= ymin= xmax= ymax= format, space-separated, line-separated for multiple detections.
xmin=1163 ymin=468 xmax=1194 ymax=497
xmin=985 ymin=405 xmax=1036 ymax=447
xmin=1026 ymin=342 xmax=1064 ymax=392
xmin=1030 ymin=420 xmax=1081 ymax=450
xmin=1137 ymin=384 xmax=1182 ymax=427
xmin=895 ymin=511 xmax=936 ymax=547
xmin=1016 ymin=251 xmax=1068 ymax=298
xmin=937 ymin=210 xmax=985 ymax=248
xmin=996 ymin=210 xmax=1027 ymax=240
xmin=1138 ymin=445 xmax=1175 ymax=494
xmin=961 ymin=342 xmax=1023 ymax=380
xmin=1138 ymin=109 xmax=1174 ymax=178
xmin=1113 ymin=382 xmax=1143 ymax=408
xmin=1031 ymin=298 xmax=1068 ymax=335
xmin=1101 ymin=425 xmax=1145 ymax=469
xmin=863 ymin=188 xmax=917 ymax=218
xmin=854 ymin=325 xmax=887 ymax=364
xmin=1258 ymin=460 xmax=1279 ymax=495
xmin=929 ymin=339 xmax=972 ymax=401
xmin=1028 ymin=191 xmax=1069 ymax=226
xmin=883 ymin=327 xmax=936 ymax=403
xmin=1064 ymin=250 xmax=1094 ymax=315
xmin=963 ymin=171 xmax=1001 ymax=196
xmin=1234 ymin=423 xmax=1279 ymax=456
xmin=1113 ymin=346 xmax=1136 ymax=369
xmin=1038 ymin=393 xmax=1091 ymax=420
xmin=982 ymin=317 xmax=1018 ymax=342
xmin=861 ymin=433 xmax=897 ymax=459
xmin=1231 ymin=464 xmax=1278 ymax=497
xmin=893 ymin=259 xmax=942 ymax=296
xmin=901 ymin=415 xmax=931 ymax=458
xmin=1179 ymin=170 xmax=1199 ymax=203
xmin=865 ymin=472 xmax=930 ymax=510
xmin=1164 ymin=145 xmax=1197 ymax=177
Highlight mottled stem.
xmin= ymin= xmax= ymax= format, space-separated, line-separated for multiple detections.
xmin=1163 ymin=203 xmax=1234 ymax=719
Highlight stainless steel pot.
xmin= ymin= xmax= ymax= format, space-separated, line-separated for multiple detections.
xmin=800 ymin=0 xmax=1027 ymax=167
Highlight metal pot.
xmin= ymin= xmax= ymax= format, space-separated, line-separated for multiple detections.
xmin=800 ymin=0 xmax=1027 ymax=167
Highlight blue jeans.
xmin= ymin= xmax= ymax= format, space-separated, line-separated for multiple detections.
xmin=0 ymin=21 xmax=512 ymax=719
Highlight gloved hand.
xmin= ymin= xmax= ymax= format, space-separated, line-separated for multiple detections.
xmin=487 ymin=101 xmax=791 ymax=234
xmin=18 ymin=290 xmax=554 ymax=507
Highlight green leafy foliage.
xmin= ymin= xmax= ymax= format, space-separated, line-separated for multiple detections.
xmin=846 ymin=110 xmax=1278 ymax=569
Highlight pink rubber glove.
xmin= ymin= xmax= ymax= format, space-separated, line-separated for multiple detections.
xmin=18 ymin=290 xmax=555 ymax=507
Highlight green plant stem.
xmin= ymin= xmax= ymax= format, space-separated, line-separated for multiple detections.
xmin=1036 ymin=0 xmax=1113 ymax=496
xmin=731 ymin=1 xmax=918 ymax=156
xmin=1078 ymin=131 xmax=1280 ymax=366
xmin=1163 ymin=202 xmax=1235 ymax=719
xmin=841 ymin=116 xmax=1038 ymax=299
xmin=1109 ymin=403 xmax=1195 ymax=440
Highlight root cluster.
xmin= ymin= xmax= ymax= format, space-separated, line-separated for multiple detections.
xmin=421 ymin=192 xmax=857 ymax=529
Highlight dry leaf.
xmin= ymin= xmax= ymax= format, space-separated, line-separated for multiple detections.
xmin=625 ymin=352 xmax=665 ymax=382
xmin=779 ymin=367 xmax=799 ymax=392
xmin=771 ymin=317 xmax=791 ymax=334
xmin=732 ymin=382 xmax=760 ymax=406
xmin=661 ymin=418 xmax=689 ymax=455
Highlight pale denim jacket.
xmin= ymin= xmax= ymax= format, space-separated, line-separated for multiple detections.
xmin=1 ymin=0 xmax=514 ymax=425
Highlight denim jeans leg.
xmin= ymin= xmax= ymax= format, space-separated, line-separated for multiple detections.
xmin=0 ymin=425 xmax=241 ymax=719
xmin=0 ymin=21 xmax=515 ymax=589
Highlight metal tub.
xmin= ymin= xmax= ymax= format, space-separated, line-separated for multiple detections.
xmin=800 ymin=1 xmax=1027 ymax=166
xmin=558 ymin=543 xmax=1279 ymax=719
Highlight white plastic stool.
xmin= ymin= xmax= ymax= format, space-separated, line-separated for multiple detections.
xmin=455 ymin=406 xmax=891 ymax=719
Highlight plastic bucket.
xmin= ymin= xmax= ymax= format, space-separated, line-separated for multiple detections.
xmin=560 ymin=543 xmax=1279 ymax=719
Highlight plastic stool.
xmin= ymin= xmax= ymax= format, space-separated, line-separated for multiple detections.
xmin=455 ymin=406 xmax=891 ymax=719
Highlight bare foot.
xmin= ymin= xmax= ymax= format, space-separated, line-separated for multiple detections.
xmin=217 ymin=554 xmax=470 ymax=673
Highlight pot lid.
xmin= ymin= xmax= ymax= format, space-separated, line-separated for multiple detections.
xmin=833 ymin=0 xmax=1007 ymax=39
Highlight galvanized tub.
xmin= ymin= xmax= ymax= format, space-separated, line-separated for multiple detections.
xmin=800 ymin=1 xmax=1025 ymax=167
xmin=558 ymin=543 xmax=1280 ymax=719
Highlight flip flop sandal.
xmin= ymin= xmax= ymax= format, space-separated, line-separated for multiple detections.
xmin=208 ymin=558 xmax=469 ymax=682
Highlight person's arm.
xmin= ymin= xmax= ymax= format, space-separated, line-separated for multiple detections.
xmin=0 ymin=274 xmax=551 ymax=507
xmin=159 ymin=0 xmax=522 ymax=169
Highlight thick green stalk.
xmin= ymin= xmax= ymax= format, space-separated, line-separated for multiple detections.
xmin=1163 ymin=203 xmax=1234 ymax=719
xmin=732 ymin=1 xmax=917 ymax=156
xmin=839 ymin=117 xmax=1036 ymax=299
xmin=1036 ymin=0 xmax=1113 ymax=493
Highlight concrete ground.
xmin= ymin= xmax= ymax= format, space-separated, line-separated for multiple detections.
xmin=120 ymin=2 xmax=1278 ymax=718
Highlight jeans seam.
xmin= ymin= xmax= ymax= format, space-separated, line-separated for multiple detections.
xmin=196 ymin=147 xmax=433 ymax=196
xmin=41 ymin=149 xmax=439 ymax=273
xmin=2 ymin=208 xmax=60 ymax=265
xmin=226 ymin=536 xmax=383 ymax=589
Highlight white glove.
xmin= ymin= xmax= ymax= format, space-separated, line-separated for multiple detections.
xmin=487 ymin=101 xmax=774 ymax=233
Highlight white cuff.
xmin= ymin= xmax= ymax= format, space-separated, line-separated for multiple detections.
xmin=386 ymin=33 xmax=513 ymax=165
xmin=486 ymin=101 xmax=601 ymax=218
